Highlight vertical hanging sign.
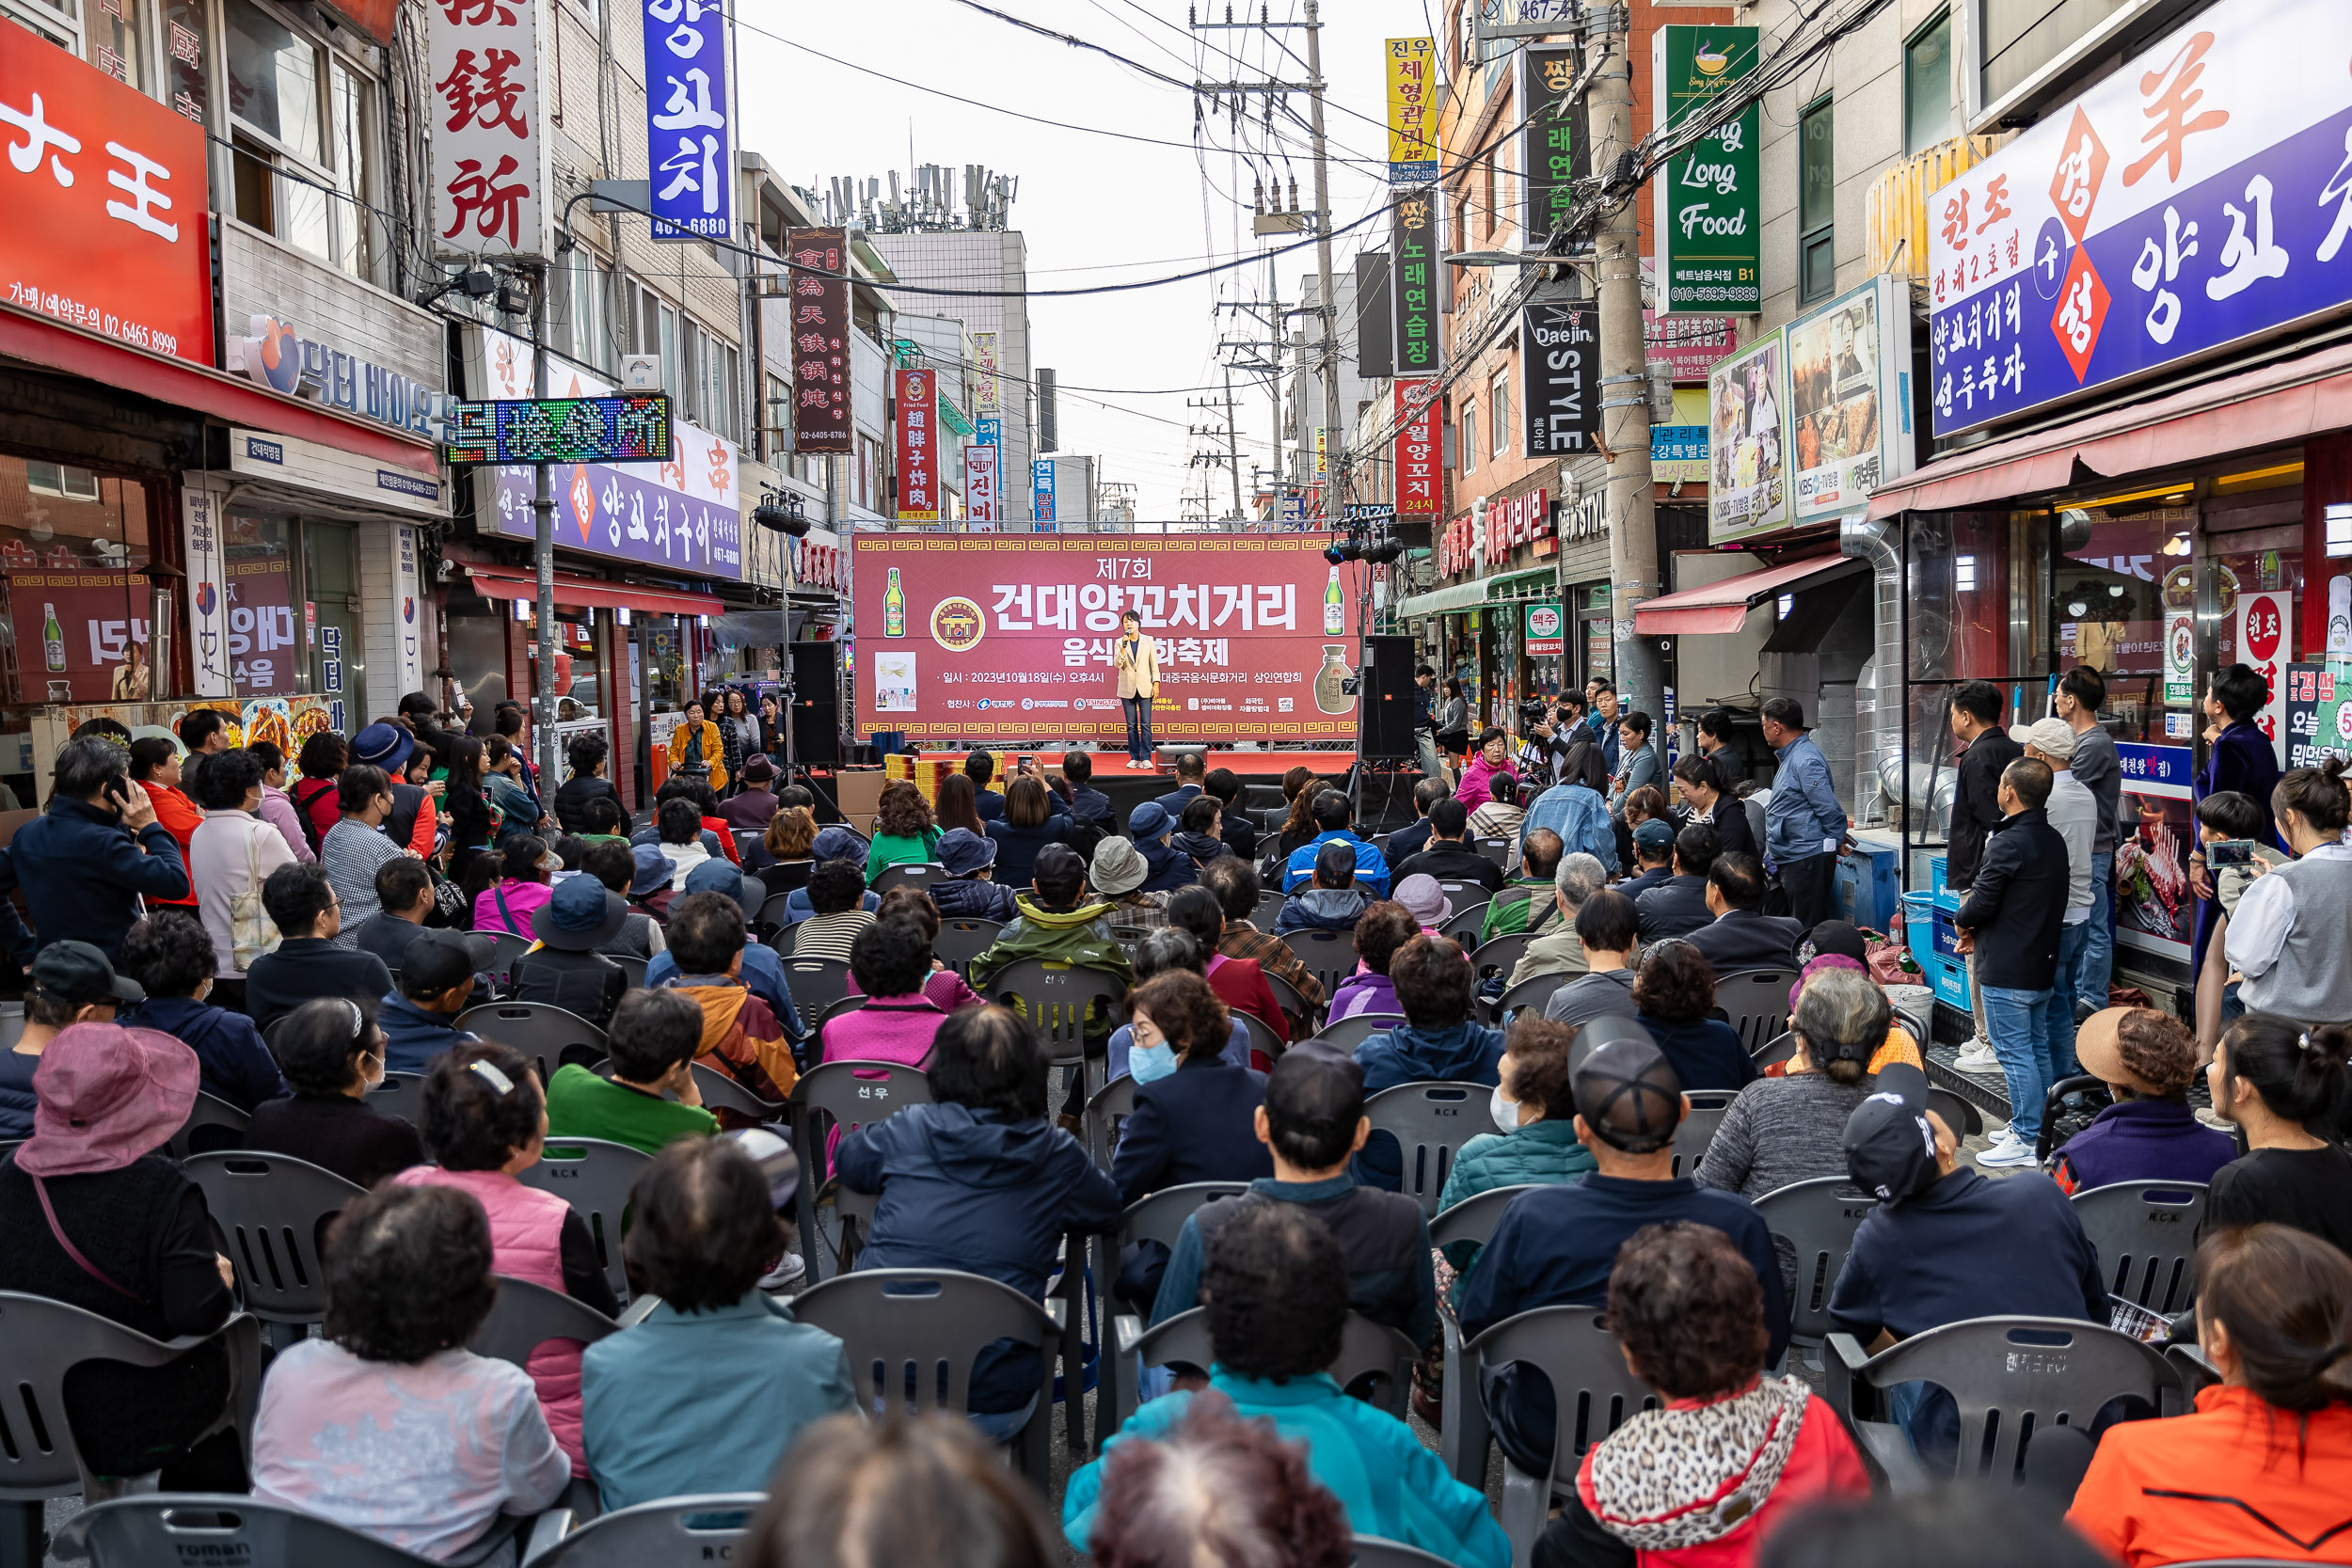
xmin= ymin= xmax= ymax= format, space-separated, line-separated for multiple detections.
xmin=1393 ymin=381 xmax=1443 ymax=518
xmin=430 ymin=0 xmax=549 ymax=261
xmin=1033 ymin=458 xmax=1057 ymax=525
xmin=1520 ymin=43 xmax=1581 ymax=244
xmin=1522 ymin=299 xmax=1599 ymax=454
xmin=393 ymin=524 xmax=424 ymax=694
xmin=640 ymin=0 xmax=732 ymax=240
xmin=181 ymin=486 xmax=232 ymax=697
xmin=1391 ymin=193 xmax=1442 ymax=378
xmin=973 ymin=332 xmax=1000 ymax=412
xmin=786 ymin=228 xmax=850 ymax=453
xmin=1652 ymin=25 xmax=1760 ymax=313
xmin=1385 ymin=37 xmax=1438 ymax=183
xmin=963 ymin=444 xmax=1000 ymax=527
xmin=896 ymin=368 xmax=939 ymax=521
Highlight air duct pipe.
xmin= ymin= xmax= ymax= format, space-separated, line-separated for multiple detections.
xmin=1840 ymin=511 xmax=1902 ymax=829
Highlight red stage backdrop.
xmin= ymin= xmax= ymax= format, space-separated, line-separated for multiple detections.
xmin=854 ymin=532 xmax=1369 ymax=744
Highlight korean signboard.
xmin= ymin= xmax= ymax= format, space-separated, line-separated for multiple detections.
xmin=1652 ymin=424 xmax=1709 ymax=483
xmin=181 ymin=487 xmax=231 ymax=698
xmin=1525 ymin=601 xmax=1565 ymax=657
xmin=1385 ymin=38 xmax=1438 ymax=183
xmin=854 ymin=534 xmax=1364 ymax=743
xmin=640 ymin=0 xmax=731 ymax=240
xmin=2238 ymin=590 xmax=2292 ymax=764
xmin=1393 ymin=380 xmax=1443 ymax=518
xmin=2114 ymin=740 xmax=2195 ymax=960
xmin=393 ymin=524 xmax=424 ymax=694
xmin=1482 ymin=490 xmax=1552 ymax=564
xmin=1926 ymin=0 xmax=2352 ymax=437
xmin=1033 ymin=458 xmax=1056 ymax=524
xmin=1521 ymin=300 xmax=1599 ymax=456
xmin=430 ymin=0 xmax=548 ymax=261
xmin=973 ymin=332 xmax=1000 ymax=413
xmin=1519 ymin=45 xmax=1581 ymax=243
xmin=1 ymin=39 xmax=213 ymax=362
xmin=1651 ymin=26 xmax=1761 ymax=313
xmin=2286 ymin=662 xmax=2352 ymax=769
xmin=963 ymin=444 xmax=1000 ymax=527
xmin=1708 ymin=327 xmax=1789 ymax=544
xmin=1787 ymin=274 xmax=1915 ymax=526
xmin=1645 ymin=289 xmax=1737 ymax=381
xmin=472 ymin=326 xmax=742 ymax=579
xmin=224 ymin=314 xmax=449 ymax=441
xmin=897 ymin=369 xmax=940 ymax=522
xmin=444 ymin=394 xmax=673 ymax=465
xmin=785 ymin=229 xmax=850 ymax=454
xmin=1391 ymin=194 xmax=1442 ymax=377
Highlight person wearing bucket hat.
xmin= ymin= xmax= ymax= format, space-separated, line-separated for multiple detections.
xmin=1126 ymin=801 xmax=1197 ymax=895
xmin=508 ymin=877 xmax=629 ymax=1027
xmin=2046 ymin=1008 xmax=2234 ymax=1194
xmin=1391 ymin=873 xmax=1453 ymax=932
xmin=1090 ymin=835 xmax=1170 ymax=930
xmin=0 ymin=1020 xmax=246 ymax=1488
xmin=352 ymin=721 xmax=439 ymax=862
xmin=932 ymin=828 xmax=1019 ymax=922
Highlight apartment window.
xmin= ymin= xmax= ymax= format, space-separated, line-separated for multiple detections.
xmin=5 ymin=0 xmax=153 ymax=93
xmin=1799 ymin=97 xmax=1836 ymax=304
xmin=622 ymin=280 xmax=680 ymax=398
xmin=1905 ymin=10 xmax=1953 ymax=153
xmin=764 ymin=372 xmax=790 ymax=462
xmin=553 ymin=249 xmax=613 ymax=373
xmin=225 ymin=0 xmax=373 ymax=275
xmin=1461 ymin=404 xmax=1478 ymax=476
xmin=1490 ymin=372 xmax=1510 ymax=457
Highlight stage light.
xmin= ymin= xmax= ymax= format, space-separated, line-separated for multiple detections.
xmin=1323 ymin=539 xmax=1365 ymax=565
xmin=1362 ymin=536 xmax=1405 ymax=565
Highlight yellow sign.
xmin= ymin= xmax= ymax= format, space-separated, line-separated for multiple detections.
xmin=1386 ymin=38 xmax=1438 ymax=182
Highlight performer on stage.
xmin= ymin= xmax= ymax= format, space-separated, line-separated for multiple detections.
xmin=1114 ymin=610 xmax=1160 ymax=768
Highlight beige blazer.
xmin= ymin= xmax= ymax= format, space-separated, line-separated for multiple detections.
xmin=1113 ymin=634 xmax=1159 ymax=700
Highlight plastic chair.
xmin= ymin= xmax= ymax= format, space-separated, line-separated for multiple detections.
xmin=522 ymin=1493 xmax=765 ymax=1568
xmin=1714 ymin=969 xmax=1795 ymax=1053
xmin=1281 ymin=929 xmax=1359 ymax=1000
xmin=1350 ymin=1538 xmax=1457 ymax=1568
xmin=789 ymin=1059 xmax=933 ymax=1284
xmin=1433 ymin=881 xmax=1487 ymax=913
xmin=454 ymin=1002 xmax=609 ymax=1085
xmin=1474 ymin=837 xmax=1515 ymax=868
xmin=754 ymin=890 xmax=798 ymax=943
xmin=1429 ymin=1184 xmax=1545 ymax=1483
xmin=932 ymin=917 xmax=1003 ymax=975
xmin=466 ymin=1274 xmax=620 ymax=1369
xmin=778 ymin=957 xmax=857 ymax=1031
xmin=1430 ymin=1183 xmax=1542 ymax=1254
xmin=690 ymin=1060 xmax=787 ymax=1123
xmin=2071 ymin=1180 xmax=2208 ymax=1316
xmin=479 ymin=930 xmax=534 ymax=990
xmin=1251 ymin=887 xmax=1288 ymax=930
xmin=613 ymin=954 xmax=648 ymax=990
xmin=1826 ymin=1315 xmax=2179 ymax=1491
xmin=1085 ymin=1071 xmax=1137 ymax=1172
xmin=1755 ymin=1177 xmax=1880 ymax=1350
xmin=871 ymin=863 xmax=948 ymax=896
xmin=1109 ymin=1307 xmax=1418 ymax=1432
xmin=984 ymin=958 xmax=1125 ymax=1102
xmin=1668 ymin=1089 xmax=1739 ymax=1179
xmin=0 ymin=1295 xmax=265 ymax=1563
xmin=2035 ymin=1072 xmax=2106 ymax=1163
xmin=1261 ymin=966 xmax=1318 ymax=1031
xmin=1362 ymin=1081 xmax=1488 ymax=1217
xmin=58 ymin=1495 xmax=452 ymax=1568
xmin=363 ymin=1070 xmax=428 ymax=1125
xmin=518 ymin=1137 xmax=654 ymax=1304
xmin=1751 ymin=1030 xmax=1800 ymax=1069
xmin=1925 ymin=1086 xmax=1985 ymax=1140
xmin=1092 ymin=1180 xmax=1250 ymax=1436
xmin=789 ymin=1269 xmax=1064 ymax=1484
xmin=812 ymin=994 xmax=867 ymax=1035
xmin=1458 ymin=1306 xmax=1658 ymax=1554
xmin=165 ymin=1090 xmax=250 ymax=1159
xmin=182 ymin=1152 xmax=365 ymax=1328
xmin=1489 ymin=970 xmax=1571 ymax=1025
xmin=1312 ymin=1011 xmax=1406 ymax=1052
xmin=1434 ymin=901 xmax=1492 ymax=947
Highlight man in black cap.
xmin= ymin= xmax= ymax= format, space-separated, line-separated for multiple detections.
xmin=1826 ymin=1061 xmax=2106 ymax=1467
xmin=1457 ymin=1019 xmax=1788 ymax=1476
xmin=1149 ymin=1049 xmax=1433 ymax=1351
xmin=508 ymin=875 xmax=629 ymax=1027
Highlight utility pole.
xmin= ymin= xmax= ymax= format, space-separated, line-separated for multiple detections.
xmin=1222 ymin=370 xmax=1244 ymax=520
xmin=1302 ymin=0 xmax=1345 ymax=519
xmin=529 ymin=266 xmax=558 ymax=797
xmin=1589 ymin=18 xmax=1661 ymax=720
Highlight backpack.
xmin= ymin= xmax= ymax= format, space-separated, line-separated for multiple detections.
xmin=292 ymin=778 xmax=337 ymax=855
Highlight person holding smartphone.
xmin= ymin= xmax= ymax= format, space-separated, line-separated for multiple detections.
xmin=7 ymin=736 xmax=190 ymax=960
xmin=2193 ymin=790 xmax=2285 ymax=1054
xmin=1114 ymin=609 xmax=1159 ymax=768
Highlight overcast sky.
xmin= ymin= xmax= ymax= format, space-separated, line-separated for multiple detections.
xmin=735 ymin=0 xmax=1442 ymax=520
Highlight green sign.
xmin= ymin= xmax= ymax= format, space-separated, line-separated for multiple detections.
xmin=1520 ymin=45 xmax=1580 ymax=245
xmin=1524 ymin=600 xmax=1565 ymax=657
xmin=1652 ymin=25 xmax=1760 ymax=314
xmin=1391 ymin=192 xmax=1442 ymax=377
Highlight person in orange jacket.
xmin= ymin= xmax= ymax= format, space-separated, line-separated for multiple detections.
xmin=128 ymin=736 xmax=202 ymax=909
xmin=665 ymin=700 xmax=728 ymax=794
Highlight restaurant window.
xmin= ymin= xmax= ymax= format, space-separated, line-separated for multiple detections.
xmin=1800 ymin=96 xmax=1836 ymax=304
xmin=0 ymin=457 xmax=154 ymax=705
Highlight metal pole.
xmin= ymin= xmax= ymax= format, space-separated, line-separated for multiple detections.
xmin=531 ymin=265 xmax=559 ymax=802
xmin=1303 ymin=0 xmax=1345 ymax=518
xmin=1589 ymin=20 xmax=1661 ymax=718
xmin=1223 ymin=369 xmax=1244 ymax=523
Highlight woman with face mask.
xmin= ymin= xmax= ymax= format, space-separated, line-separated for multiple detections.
xmin=1107 ymin=965 xmax=1273 ymax=1207
xmin=1437 ymin=1016 xmax=1595 ymax=1216
xmin=244 ymin=996 xmax=424 ymax=1190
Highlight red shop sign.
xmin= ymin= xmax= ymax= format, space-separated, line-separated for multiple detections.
xmin=895 ymin=368 xmax=939 ymax=522
xmin=1393 ymin=380 xmax=1443 ymax=518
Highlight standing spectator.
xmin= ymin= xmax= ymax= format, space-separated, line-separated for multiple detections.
xmin=581 ymin=1136 xmax=854 ymax=1510
xmin=321 ymin=765 xmax=412 ymax=946
xmin=1671 ymin=752 xmax=1756 ymax=863
xmin=2191 ymin=790 xmax=2280 ymax=1050
xmin=1682 ymin=853 xmax=1804 ymax=974
xmin=1204 ymin=768 xmax=1256 ymax=859
xmin=373 ymin=929 xmax=481 ymax=1072
xmin=720 ymin=755 xmax=780 ymax=832
xmin=1508 ymin=852 xmax=1610 ymax=990
xmin=1328 ymin=900 xmax=1417 ymax=1022
xmin=292 ymin=731 xmax=350 ymax=854
xmin=509 ymin=876 xmax=628 ymax=1026
xmin=1617 ymin=818 xmax=1677 ymax=903
xmin=351 ymin=858 xmax=441 ymax=973
xmin=1435 ymin=676 xmax=1472 ymax=764
xmin=177 ymin=707 xmax=230 ymax=800
xmin=187 ymin=747 xmax=298 ymax=990
xmin=663 ymin=891 xmax=799 ymax=1102
xmin=2226 ymin=757 xmax=2352 ymax=1026
xmin=1276 ymin=839 xmax=1371 ymax=935
xmin=1607 ymin=711 xmax=1662 ymax=816
xmin=1391 ymin=797 xmax=1510 ymax=893
xmin=443 ymin=735 xmax=496 ymax=885
xmin=2201 ymin=1013 xmax=2352 ymax=1256
xmin=2049 ymin=1008 xmax=2235 ymax=1194
xmin=1631 ymin=941 xmax=1757 ymax=1092
xmin=1636 ymin=822 xmax=1719 ymax=942
xmin=819 ymin=917 xmax=951 ymax=1067
xmin=665 ymin=699 xmax=727 ymax=792
xmin=1759 ymin=697 xmax=1846 ymax=932
xmin=1126 ymin=801 xmax=1198 ymax=894
xmin=1110 ymin=969 xmax=1272 ymax=1202
xmin=1481 ymin=828 xmax=1565 ymax=943
xmin=354 ymin=722 xmax=439 ymax=863
xmin=473 ymin=834 xmax=554 ymax=939
xmin=2057 ymin=664 xmax=2122 ymax=1018
xmin=250 ymin=1183 xmax=569 ymax=1560
xmin=1952 ymin=759 xmax=2069 ymax=1168
xmin=553 ymin=731 xmax=625 ymax=836
xmin=2191 ymin=662 xmax=2284 ymax=984
xmin=1437 ymin=1016 xmax=1596 ymax=1212
xmin=1457 ymin=1023 xmax=1789 ymax=1476
xmin=1587 ymin=683 xmax=1624 ymax=771
xmin=866 ymin=781 xmax=943 ymax=883
xmin=714 ymin=689 xmax=752 ymax=795
xmin=1696 ymin=708 xmax=1745 ymax=797
xmin=1201 ymin=857 xmax=1328 ymax=1018
xmin=1519 ymin=738 xmax=1617 ymax=875
xmin=1826 ymin=1062 xmax=2106 ymax=1467
xmin=989 ymin=778 xmax=1073 ymax=891
xmin=1152 ymin=749 xmax=1207 ymax=818
xmin=244 ymin=863 xmax=396 ymax=1037
xmin=1696 ymin=966 xmax=1883 ymax=1199
xmin=544 ymin=990 xmax=715 ymax=1154
xmin=396 ymin=1038 xmax=621 ymax=1468
xmin=2067 ymin=1224 xmax=2352 ymax=1568
xmin=1470 ymin=775 xmax=1528 ymax=843
xmin=2021 ymin=717 xmax=2095 ymax=1083
xmin=1454 ymin=728 xmax=1519 ymax=811
xmin=126 ymin=736 xmax=203 ymax=911
xmin=1946 ymin=681 xmax=2024 ymax=1073
xmin=1414 ymin=663 xmax=1446 ymax=781
xmin=483 ymin=736 xmax=539 ymax=844
xmin=491 ymin=702 xmax=548 ymax=828
xmin=1541 ymin=889 xmax=1643 ymax=1028
xmin=1280 ymin=789 xmax=1392 ymax=896
xmin=119 ymin=911 xmax=284 ymax=1112
xmin=0 ymin=942 xmax=143 ymax=1139
xmin=246 ymin=996 xmax=424 ymax=1188
xmin=246 ymin=740 xmax=316 ymax=864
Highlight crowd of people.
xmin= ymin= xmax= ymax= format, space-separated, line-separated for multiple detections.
xmin=1 ymin=683 xmax=2350 ymax=1568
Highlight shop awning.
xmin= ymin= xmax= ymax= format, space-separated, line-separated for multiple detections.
xmin=0 ymin=301 xmax=438 ymax=476
xmin=1867 ymin=336 xmax=2352 ymax=517
xmin=1633 ymin=552 xmax=1863 ymax=635
xmin=1391 ymin=567 xmax=1557 ymax=619
xmin=463 ymin=563 xmax=724 ymax=618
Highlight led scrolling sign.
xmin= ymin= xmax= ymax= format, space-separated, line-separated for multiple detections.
xmin=444 ymin=394 xmax=673 ymax=465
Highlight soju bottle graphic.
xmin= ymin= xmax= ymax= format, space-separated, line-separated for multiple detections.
xmin=883 ymin=568 xmax=906 ymax=638
xmin=1323 ymin=566 xmax=1344 ymax=634
xmin=42 ymin=604 xmax=64 ymax=672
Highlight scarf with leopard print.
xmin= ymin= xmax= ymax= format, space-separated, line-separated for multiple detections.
xmin=1583 ymin=1374 xmax=1813 ymax=1552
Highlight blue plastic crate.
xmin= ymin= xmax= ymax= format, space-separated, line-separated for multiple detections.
xmin=1929 ymin=854 xmax=1948 ymax=897
xmin=1900 ymin=893 xmax=1969 ymax=1009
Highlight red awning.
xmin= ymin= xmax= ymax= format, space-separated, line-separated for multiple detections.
xmin=1867 ymin=337 xmax=2352 ymax=518
xmin=464 ymin=563 xmax=723 ymax=618
xmin=0 ymin=301 xmax=438 ymax=476
xmin=1633 ymin=552 xmax=1861 ymax=635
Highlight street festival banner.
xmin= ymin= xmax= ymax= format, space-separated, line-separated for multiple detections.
xmin=1924 ymin=0 xmax=2352 ymax=438
xmin=854 ymin=534 xmax=1367 ymax=744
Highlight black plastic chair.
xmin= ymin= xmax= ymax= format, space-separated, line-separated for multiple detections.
xmin=1261 ymin=965 xmax=1317 ymax=1032
xmin=789 ymin=1059 xmax=933 ymax=1284
xmin=1085 ymin=1070 xmax=1138 ymax=1172
xmin=613 ymin=954 xmax=648 ymax=990
xmin=1430 ymin=1184 xmax=1545 ymax=1482
xmin=453 ymin=1002 xmax=609 ymax=1085
xmin=690 ymin=1060 xmax=787 ymax=1123
xmin=363 ymin=1070 xmax=428 ymax=1125
xmin=1281 ymin=928 xmax=1359 ymax=1001
xmin=1751 ymin=1030 xmax=1801 ymax=1069
xmin=1349 ymin=1538 xmax=1456 ymax=1568
xmin=932 ymin=917 xmax=1003 ymax=975
xmin=183 ymin=1152 xmax=365 ymax=1329
xmin=2036 ymin=1071 xmax=2106 ymax=1163
xmin=1714 ymin=968 xmax=1795 ymax=1053
xmin=754 ymin=890 xmax=799 ymax=944
xmin=778 ymin=957 xmax=857 ymax=1032
xmin=2071 ymin=1180 xmax=2208 ymax=1316
xmin=1095 ymin=1180 xmax=1249 ymax=1436
xmin=1754 ymin=1176 xmax=1880 ymax=1352
xmin=165 ymin=1090 xmax=251 ymax=1159
xmin=479 ymin=930 xmax=534 ymax=990
xmin=1433 ymin=900 xmax=1493 ymax=947
xmin=1112 ymin=1307 xmax=1417 ymax=1431
xmin=1362 ymin=1081 xmax=1486 ymax=1217
xmin=1460 ymin=1306 xmax=1658 ymax=1554
xmin=517 ymin=1137 xmax=653 ymax=1303
xmin=1488 ymin=969 xmax=1571 ymax=1025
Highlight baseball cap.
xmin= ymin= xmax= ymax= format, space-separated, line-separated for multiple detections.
xmin=1263 ymin=1048 xmax=1365 ymax=1143
xmin=1567 ymin=1016 xmax=1681 ymax=1153
xmin=1843 ymin=1061 xmax=1942 ymax=1201
xmin=1631 ymin=817 xmax=1677 ymax=854
xmin=2011 ymin=716 xmax=2077 ymax=765
xmin=32 ymin=942 xmax=144 ymax=1008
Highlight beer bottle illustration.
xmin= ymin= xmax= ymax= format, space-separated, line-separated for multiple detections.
xmin=42 ymin=605 xmax=64 ymax=673
xmin=883 ymin=568 xmax=906 ymax=638
xmin=1323 ymin=566 xmax=1343 ymax=635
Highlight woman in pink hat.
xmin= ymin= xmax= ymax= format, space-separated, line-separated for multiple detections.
xmin=0 ymin=1018 xmax=244 ymax=1487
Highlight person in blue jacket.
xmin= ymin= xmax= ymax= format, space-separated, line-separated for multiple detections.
xmin=643 ymin=861 xmax=805 ymax=1040
xmin=1354 ymin=934 xmax=1507 ymax=1191
xmin=9 ymin=736 xmax=190 ymax=958
xmin=118 ymin=911 xmax=285 ymax=1112
xmin=1280 ymin=789 xmax=1391 ymax=896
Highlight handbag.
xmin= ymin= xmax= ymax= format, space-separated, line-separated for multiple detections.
xmin=228 ymin=822 xmax=281 ymax=972
xmin=426 ymin=863 xmax=470 ymax=927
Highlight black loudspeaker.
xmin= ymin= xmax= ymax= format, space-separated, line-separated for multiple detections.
xmin=788 ymin=641 xmax=841 ymax=766
xmin=1358 ymin=635 xmax=1418 ymax=759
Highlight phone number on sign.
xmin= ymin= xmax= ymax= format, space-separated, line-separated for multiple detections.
xmin=7 ymin=284 xmax=182 ymax=358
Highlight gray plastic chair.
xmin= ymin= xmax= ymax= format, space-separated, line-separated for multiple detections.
xmin=812 ymin=994 xmax=867 ymax=1035
xmin=58 ymin=1495 xmax=450 ymax=1568
xmin=1363 ymin=1081 xmax=1487 ymax=1217
xmin=1668 ymin=1089 xmax=1740 ymax=1179
xmin=1111 ymin=1307 xmax=1418 ymax=1432
xmin=363 ymin=1070 xmax=428 ymax=1125
xmin=1474 ymin=837 xmax=1515 ymax=868
xmin=1085 ymin=1071 xmax=1138 ymax=1172
xmin=1433 ymin=881 xmax=1487 ymax=914
xmin=691 ymin=1060 xmax=787 ymax=1123
xmin=1251 ymin=887 xmax=1288 ymax=929
xmin=525 ymin=1493 xmax=765 ymax=1568
xmin=1430 ymin=1183 xmax=1542 ymax=1253
xmin=1312 ymin=1011 xmax=1406 ymax=1052
xmin=790 ymin=1059 xmax=933 ymax=1284
xmin=872 ymin=863 xmax=948 ymax=896
xmin=984 ymin=958 xmax=1125 ymax=1101
xmin=480 ymin=930 xmax=534 ymax=990
xmin=1434 ymin=901 xmax=1492 ymax=947
xmin=779 ymin=957 xmax=858 ymax=1030
xmin=932 ymin=917 xmax=1003 ymax=975
xmin=183 ymin=1152 xmax=366 ymax=1327
xmin=1430 ymin=1185 xmax=1546 ymax=1483
xmin=613 ymin=954 xmax=648 ymax=990
xmin=1826 ymin=1315 xmax=2179 ymax=1491
xmin=1714 ymin=969 xmax=1795 ymax=1053
xmin=1461 ymin=1306 xmax=1658 ymax=1556
xmin=2072 ymin=1180 xmax=2208 ymax=1316
xmin=1281 ymin=928 xmax=1359 ymax=1000
xmin=467 ymin=1275 xmax=620 ymax=1369
xmin=1754 ymin=1176 xmax=1880 ymax=1349
xmin=165 ymin=1090 xmax=250 ymax=1159
xmin=1751 ymin=1030 xmax=1800 ymax=1069
xmin=0 ymin=1296 xmax=265 ymax=1561
xmin=1489 ymin=970 xmax=1570 ymax=1024
xmin=1350 ymin=1537 xmax=1457 ymax=1568
xmin=1261 ymin=966 xmax=1318 ymax=1031
xmin=453 ymin=1002 xmax=609 ymax=1086
xmin=789 ymin=1268 xmax=1064 ymax=1484
xmin=1467 ymin=932 xmax=1532 ymax=990
xmin=517 ymin=1137 xmax=653 ymax=1304
xmin=754 ymin=891 xmax=798 ymax=943
xmin=1090 ymin=1180 xmax=1250 ymax=1440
